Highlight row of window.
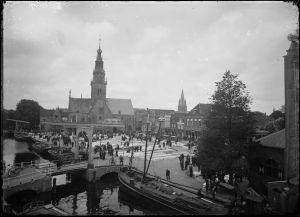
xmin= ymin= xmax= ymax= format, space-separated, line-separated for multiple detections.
xmin=187 ymin=118 xmax=201 ymax=122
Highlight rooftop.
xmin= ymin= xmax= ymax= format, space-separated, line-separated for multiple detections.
xmin=256 ymin=129 xmax=285 ymax=149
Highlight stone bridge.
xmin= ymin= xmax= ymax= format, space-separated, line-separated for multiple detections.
xmin=84 ymin=164 xmax=124 ymax=182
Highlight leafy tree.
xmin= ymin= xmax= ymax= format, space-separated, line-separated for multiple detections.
xmin=265 ymin=121 xmax=278 ymax=134
xmin=196 ymin=70 xmax=255 ymax=174
xmin=15 ymin=99 xmax=41 ymax=129
xmin=279 ymin=105 xmax=285 ymax=114
xmin=252 ymin=111 xmax=268 ymax=129
xmin=270 ymin=110 xmax=284 ymax=120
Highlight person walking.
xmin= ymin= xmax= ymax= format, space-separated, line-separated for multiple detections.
xmin=103 ymin=150 xmax=106 ymax=160
xmin=186 ymin=154 xmax=190 ymax=165
xmin=166 ymin=169 xmax=170 ymax=181
xmin=99 ymin=147 xmax=102 ymax=159
xmin=197 ymin=188 xmax=202 ymax=198
xmin=205 ymin=179 xmax=209 ymax=193
xmin=179 ymin=154 xmax=184 ymax=170
xmin=119 ymin=155 xmax=124 ymax=165
xmin=189 ymin=165 xmax=193 ymax=177
xmin=185 ymin=158 xmax=189 ymax=170
xmin=212 ymin=185 xmax=217 ymax=199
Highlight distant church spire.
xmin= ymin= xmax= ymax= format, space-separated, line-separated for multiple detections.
xmin=178 ymin=89 xmax=187 ymax=113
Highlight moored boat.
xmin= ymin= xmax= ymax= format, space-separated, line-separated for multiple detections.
xmin=14 ymin=132 xmax=33 ymax=143
xmin=118 ymin=117 xmax=229 ymax=215
xmin=48 ymin=147 xmax=75 ymax=164
xmin=118 ymin=167 xmax=229 ymax=215
xmin=30 ymin=141 xmax=52 ymax=156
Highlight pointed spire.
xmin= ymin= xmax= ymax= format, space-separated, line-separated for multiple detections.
xmin=181 ymin=89 xmax=185 ymax=102
xmin=179 ymin=89 xmax=186 ymax=106
xmin=69 ymin=89 xmax=71 ymax=98
xmin=178 ymin=89 xmax=187 ymax=113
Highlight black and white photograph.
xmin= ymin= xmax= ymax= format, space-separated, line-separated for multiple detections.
xmin=2 ymin=1 xmax=299 ymax=215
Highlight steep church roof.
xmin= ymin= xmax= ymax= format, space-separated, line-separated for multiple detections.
xmin=68 ymin=97 xmax=92 ymax=114
xmin=106 ymin=98 xmax=134 ymax=115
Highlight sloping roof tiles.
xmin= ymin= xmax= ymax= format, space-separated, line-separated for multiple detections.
xmin=257 ymin=129 xmax=285 ymax=149
xmin=106 ymin=98 xmax=134 ymax=115
xmin=68 ymin=98 xmax=92 ymax=114
xmin=189 ymin=103 xmax=212 ymax=116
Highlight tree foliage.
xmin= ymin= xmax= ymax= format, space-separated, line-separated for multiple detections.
xmin=270 ymin=110 xmax=284 ymax=120
xmin=15 ymin=99 xmax=41 ymax=129
xmin=196 ymin=70 xmax=255 ymax=173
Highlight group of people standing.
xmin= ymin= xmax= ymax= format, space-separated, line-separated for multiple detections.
xmin=178 ymin=154 xmax=199 ymax=173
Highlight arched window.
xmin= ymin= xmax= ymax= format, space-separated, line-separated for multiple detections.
xmin=264 ymin=158 xmax=279 ymax=178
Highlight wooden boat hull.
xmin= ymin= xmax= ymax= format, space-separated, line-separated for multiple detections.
xmin=14 ymin=135 xmax=33 ymax=143
xmin=118 ymin=170 xmax=229 ymax=215
xmin=118 ymin=171 xmax=186 ymax=215
xmin=30 ymin=144 xmax=51 ymax=156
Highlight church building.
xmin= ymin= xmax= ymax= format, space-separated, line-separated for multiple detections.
xmin=40 ymin=42 xmax=134 ymax=133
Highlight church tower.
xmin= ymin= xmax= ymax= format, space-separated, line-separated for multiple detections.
xmin=178 ymin=89 xmax=187 ymax=113
xmin=91 ymin=41 xmax=107 ymax=102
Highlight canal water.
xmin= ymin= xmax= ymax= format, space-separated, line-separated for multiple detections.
xmin=3 ymin=138 xmax=171 ymax=215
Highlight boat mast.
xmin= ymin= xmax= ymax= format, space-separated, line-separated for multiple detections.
xmin=145 ymin=117 xmax=163 ymax=176
xmin=143 ymin=112 xmax=150 ymax=179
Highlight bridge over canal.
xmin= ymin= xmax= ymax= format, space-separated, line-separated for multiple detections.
xmin=3 ymin=157 xmax=125 ymax=200
xmin=3 ymin=125 xmax=126 ymax=200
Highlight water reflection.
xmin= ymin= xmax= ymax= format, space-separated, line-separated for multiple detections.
xmin=14 ymin=152 xmax=39 ymax=164
xmin=3 ymin=139 xmax=172 ymax=215
xmin=3 ymin=139 xmax=35 ymax=166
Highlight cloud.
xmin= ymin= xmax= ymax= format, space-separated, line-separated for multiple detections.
xmin=3 ymin=2 xmax=298 ymax=115
xmin=141 ymin=25 xmax=170 ymax=43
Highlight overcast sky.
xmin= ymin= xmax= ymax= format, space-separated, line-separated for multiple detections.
xmin=3 ymin=1 xmax=298 ymax=114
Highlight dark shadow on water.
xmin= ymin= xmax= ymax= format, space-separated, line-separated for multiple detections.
xmin=5 ymin=172 xmax=176 ymax=215
xmin=14 ymin=152 xmax=39 ymax=164
xmin=6 ymin=190 xmax=38 ymax=212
